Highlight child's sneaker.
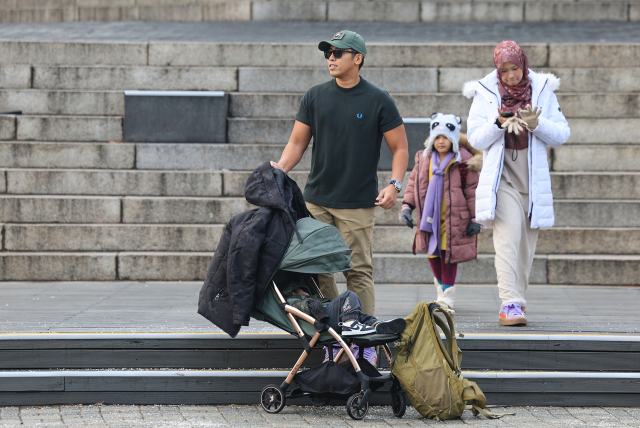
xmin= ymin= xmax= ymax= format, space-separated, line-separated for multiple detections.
xmin=340 ymin=320 xmax=376 ymax=336
xmin=374 ymin=318 xmax=406 ymax=335
xmin=498 ymin=303 xmax=527 ymax=326
xmin=435 ymin=279 xmax=455 ymax=313
xmin=362 ymin=347 xmax=377 ymax=367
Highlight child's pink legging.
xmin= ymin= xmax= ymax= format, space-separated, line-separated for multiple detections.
xmin=429 ymin=251 xmax=458 ymax=285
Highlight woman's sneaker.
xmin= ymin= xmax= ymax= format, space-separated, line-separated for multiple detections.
xmin=498 ymin=303 xmax=527 ymax=326
xmin=374 ymin=318 xmax=406 ymax=334
xmin=340 ymin=320 xmax=376 ymax=336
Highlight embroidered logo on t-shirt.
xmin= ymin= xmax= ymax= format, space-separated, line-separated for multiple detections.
xmin=357 ymin=113 xmax=363 ymax=119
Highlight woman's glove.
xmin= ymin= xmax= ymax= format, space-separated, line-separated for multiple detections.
xmin=399 ymin=204 xmax=413 ymax=228
xmin=501 ymin=116 xmax=527 ymax=135
xmin=466 ymin=222 xmax=482 ymax=236
xmin=518 ymin=105 xmax=541 ymax=131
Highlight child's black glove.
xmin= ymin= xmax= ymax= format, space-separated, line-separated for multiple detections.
xmin=400 ymin=209 xmax=413 ymax=228
xmin=466 ymin=222 xmax=482 ymax=236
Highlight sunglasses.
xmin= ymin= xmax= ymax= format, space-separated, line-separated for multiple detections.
xmin=324 ymin=49 xmax=358 ymax=60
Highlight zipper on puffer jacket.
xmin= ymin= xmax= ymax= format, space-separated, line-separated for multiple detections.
xmin=528 ymin=78 xmax=548 ymax=222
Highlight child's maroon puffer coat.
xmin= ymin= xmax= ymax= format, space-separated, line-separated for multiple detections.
xmin=403 ymin=146 xmax=481 ymax=264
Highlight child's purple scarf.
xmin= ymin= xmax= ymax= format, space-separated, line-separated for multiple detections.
xmin=420 ymin=151 xmax=455 ymax=256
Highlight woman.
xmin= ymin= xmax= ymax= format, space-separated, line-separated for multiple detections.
xmin=463 ymin=41 xmax=570 ymax=326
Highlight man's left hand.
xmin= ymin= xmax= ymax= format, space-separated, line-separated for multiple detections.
xmin=375 ymin=185 xmax=398 ymax=210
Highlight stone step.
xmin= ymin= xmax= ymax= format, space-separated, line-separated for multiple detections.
xmin=553 ymin=145 xmax=639 ymax=172
xmin=0 ymin=89 xmax=123 ymax=116
xmin=0 ymin=251 xmax=637 ymax=284
xmin=32 ymin=66 xmax=237 ymax=91
xmin=230 ymin=92 xmax=640 ymax=119
xmin=5 ymin=224 xmax=638 ymax=255
xmin=3 ymin=195 xmax=635 ymax=227
xmin=227 ymin=117 xmax=640 ymax=145
xmin=8 ymin=169 xmax=635 ymax=200
xmin=16 ymin=115 xmax=122 ymax=142
xmin=0 ymin=141 xmax=135 ymax=169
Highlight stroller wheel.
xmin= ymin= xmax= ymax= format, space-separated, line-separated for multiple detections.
xmin=307 ymin=395 xmax=330 ymax=407
xmin=346 ymin=393 xmax=369 ymax=420
xmin=391 ymin=389 xmax=406 ymax=418
xmin=260 ymin=384 xmax=286 ymax=414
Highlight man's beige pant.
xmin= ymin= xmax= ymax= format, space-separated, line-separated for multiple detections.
xmin=306 ymin=202 xmax=376 ymax=315
xmin=493 ymin=180 xmax=539 ymax=308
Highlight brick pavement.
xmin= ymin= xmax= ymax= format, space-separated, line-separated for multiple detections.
xmin=0 ymin=21 xmax=638 ymax=43
xmin=1 ymin=405 xmax=639 ymax=427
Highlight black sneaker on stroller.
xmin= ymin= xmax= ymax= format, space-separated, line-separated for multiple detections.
xmin=251 ymin=217 xmax=407 ymax=420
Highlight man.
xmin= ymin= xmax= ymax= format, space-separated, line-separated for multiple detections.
xmin=271 ymin=30 xmax=409 ymax=320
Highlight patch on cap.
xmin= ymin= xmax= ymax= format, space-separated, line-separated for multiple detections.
xmin=332 ymin=31 xmax=346 ymax=40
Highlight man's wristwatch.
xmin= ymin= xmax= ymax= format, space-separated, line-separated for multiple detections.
xmin=390 ymin=180 xmax=402 ymax=192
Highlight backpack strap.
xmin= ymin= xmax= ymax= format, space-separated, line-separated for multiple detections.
xmin=462 ymin=380 xmax=514 ymax=419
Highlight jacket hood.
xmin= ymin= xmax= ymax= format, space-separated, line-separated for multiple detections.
xmin=462 ymin=69 xmax=561 ymax=99
xmin=245 ymin=161 xmax=290 ymax=211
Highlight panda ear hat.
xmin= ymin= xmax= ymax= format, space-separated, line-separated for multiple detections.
xmin=424 ymin=113 xmax=462 ymax=162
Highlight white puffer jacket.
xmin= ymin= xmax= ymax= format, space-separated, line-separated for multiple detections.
xmin=463 ymin=70 xmax=570 ymax=229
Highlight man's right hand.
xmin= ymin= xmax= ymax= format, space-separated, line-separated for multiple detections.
xmin=270 ymin=161 xmax=283 ymax=170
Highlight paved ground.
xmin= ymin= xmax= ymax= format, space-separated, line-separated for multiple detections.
xmin=0 ymin=21 xmax=638 ymax=43
xmin=0 ymin=404 xmax=639 ymax=427
xmin=1 ymin=282 xmax=638 ymax=335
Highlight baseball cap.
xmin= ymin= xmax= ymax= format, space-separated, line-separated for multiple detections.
xmin=318 ymin=30 xmax=367 ymax=57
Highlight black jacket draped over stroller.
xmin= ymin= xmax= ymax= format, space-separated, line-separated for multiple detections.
xmin=198 ymin=161 xmax=310 ymax=337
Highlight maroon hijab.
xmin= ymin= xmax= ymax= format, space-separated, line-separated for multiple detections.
xmin=494 ymin=41 xmax=532 ymax=150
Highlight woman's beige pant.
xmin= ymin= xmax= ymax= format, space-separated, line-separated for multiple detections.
xmin=493 ymin=180 xmax=539 ymax=307
xmin=306 ymin=202 xmax=376 ymax=316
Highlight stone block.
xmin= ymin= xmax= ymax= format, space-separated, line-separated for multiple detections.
xmin=6 ymin=169 xmax=222 ymax=196
xmin=34 ymin=66 xmax=237 ymax=91
xmin=479 ymin=227 xmax=640 ymax=255
xmin=227 ymin=118 xmax=293 ymax=144
xmin=122 ymin=197 xmax=252 ymax=224
xmin=203 ymin=2 xmax=251 ymax=21
xmin=138 ymin=4 xmax=202 ymax=21
xmin=557 ymin=94 xmax=640 ymax=118
xmin=549 ymin=44 xmax=640 ymax=68
xmin=0 ymin=40 xmax=147 ymax=66
xmin=16 ymin=115 xmax=122 ymax=142
xmin=328 ymin=2 xmax=420 ymax=22
xmin=252 ymin=1 xmax=326 ymax=21
xmin=369 ymin=254 xmax=547 ymax=284
xmin=0 ymin=170 xmax=5 ymax=193
xmin=124 ymin=91 xmax=228 ymax=143
xmin=75 ymin=0 xmax=135 ymax=6
xmin=149 ymin=42 xmax=319 ymax=67
xmin=551 ymin=173 xmax=640 ymax=200
xmin=136 ymin=143 xmax=311 ymax=171
xmin=438 ymin=67 xmax=494 ymax=93
xmin=421 ymin=2 xmax=523 ymax=22
xmin=392 ymin=93 xmax=471 ymax=118
xmin=372 ymin=226 xmax=415 ymax=253
xmin=0 ymin=253 xmax=115 ymax=281
xmin=632 ymin=5 xmax=640 ymax=21
xmin=525 ymin=2 xmax=628 ymax=22
xmin=0 ymin=195 xmax=121 ymax=223
xmin=554 ymin=200 xmax=640 ymax=227
xmin=0 ymin=66 xmax=32 ymax=89
xmin=0 ymin=142 xmax=135 ymax=169
xmin=548 ymin=255 xmax=640 ymax=285
xmin=366 ymin=44 xmax=547 ymax=68
xmin=229 ymin=93 xmax=302 ymax=118
xmin=0 ymin=115 xmax=16 ymax=139
xmin=16 ymin=0 xmax=73 ymax=6
xmin=4 ymin=224 xmax=223 ymax=251
xmin=0 ymin=90 xmax=123 ymax=115
xmin=118 ymin=252 xmax=212 ymax=281
xmin=553 ymin=145 xmax=639 ymax=172
xmin=567 ymin=119 xmax=639 ymax=144
xmin=548 ymin=68 xmax=640 ymax=92
xmin=78 ymin=6 xmax=138 ymax=21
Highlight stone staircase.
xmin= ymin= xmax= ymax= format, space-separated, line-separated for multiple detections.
xmin=1 ymin=0 xmax=640 ymax=23
xmin=0 ymin=40 xmax=638 ymax=284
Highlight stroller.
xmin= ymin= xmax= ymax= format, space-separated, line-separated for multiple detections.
xmin=251 ymin=217 xmax=407 ymax=420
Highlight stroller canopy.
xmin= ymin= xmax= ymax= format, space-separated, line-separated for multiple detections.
xmin=279 ymin=217 xmax=353 ymax=274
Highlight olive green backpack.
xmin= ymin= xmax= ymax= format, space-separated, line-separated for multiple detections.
xmin=391 ymin=301 xmax=510 ymax=421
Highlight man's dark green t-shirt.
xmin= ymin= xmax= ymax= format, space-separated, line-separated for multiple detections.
xmin=296 ymin=77 xmax=403 ymax=209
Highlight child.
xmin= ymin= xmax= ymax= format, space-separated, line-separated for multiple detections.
xmin=399 ymin=113 xmax=482 ymax=312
